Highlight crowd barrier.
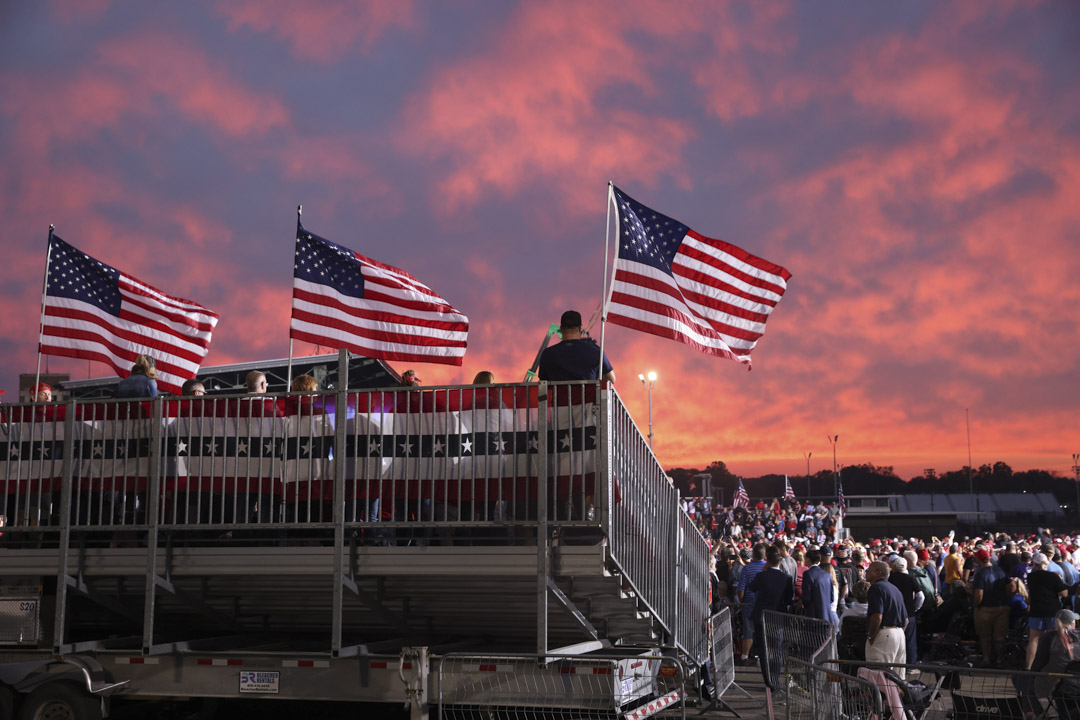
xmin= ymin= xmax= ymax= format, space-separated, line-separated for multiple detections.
xmin=760 ymin=610 xmax=836 ymax=708
xmin=436 ymin=652 xmax=685 ymax=720
xmin=0 ymin=381 xmax=711 ymax=666
xmin=784 ymin=657 xmax=882 ymax=720
xmin=710 ymin=608 xmax=737 ymax=701
xmin=813 ymin=659 xmax=1080 ymax=720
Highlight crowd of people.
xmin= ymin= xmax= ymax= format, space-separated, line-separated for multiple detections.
xmin=708 ymin=524 xmax=1080 ymax=700
xmin=683 ymin=495 xmax=845 ymax=548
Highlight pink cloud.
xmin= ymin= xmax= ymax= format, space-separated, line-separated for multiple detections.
xmin=215 ymin=0 xmax=415 ymax=63
xmin=395 ymin=0 xmax=712 ymax=212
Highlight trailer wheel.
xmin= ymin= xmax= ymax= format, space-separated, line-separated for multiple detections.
xmin=16 ymin=682 xmax=101 ymax=720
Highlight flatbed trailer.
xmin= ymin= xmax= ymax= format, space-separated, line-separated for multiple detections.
xmin=0 ymin=367 xmax=708 ymax=718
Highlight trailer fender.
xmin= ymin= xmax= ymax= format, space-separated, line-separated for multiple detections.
xmin=8 ymin=655 xmax=128 ymax=696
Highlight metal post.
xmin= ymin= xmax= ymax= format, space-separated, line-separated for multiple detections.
xmin=142 ymin=397 xmax=165 ymax=653
xmin=332 ymin=348 xmax=349 ymax=657
xmin=639 ymin=372 xmax=656 ymax=449
xmin=536 ymin=382 xmax=549 ymax=657
xmin=827 ymin=435 xmax=838 ymax=501
xmin=804 ymin=451 xmax=811 ymax=497
xmin=52 ymin=398 xmax=76 ymax=654
xmin=1072 ymin=453 xmax=1080 ymax=519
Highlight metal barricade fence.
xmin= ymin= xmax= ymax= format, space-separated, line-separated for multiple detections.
xmin=821 ymin=659 xmax=1080 ymax=720
xmin=436 ymin=652 xmax=686 ymax=720
xmin=710 ymin=607 xmax=737 ymax=699
xmin=760 ymin=610 xmax=835 ymax=703
xmin=785 ymin=657 xmax=882 ymax=720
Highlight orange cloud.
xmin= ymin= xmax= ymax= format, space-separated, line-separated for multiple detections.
xmin=215 ymin=0 xmax=416 ymax=63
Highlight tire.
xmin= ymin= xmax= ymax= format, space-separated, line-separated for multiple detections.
xmin=16 ymin=681 xmax=101 ymax=720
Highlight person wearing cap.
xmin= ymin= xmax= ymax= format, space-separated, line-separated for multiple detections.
xmin=116 ymin=354 xmax=159 ymax=398
xmin=1026 ymin=551 xmax=1071 ymax=669
xmin=866 ymin=560 xmax=908 ymax=674
xmin=29 ymin=382 xmax=52 ymax=402
xmin=537 ymin=311 xmax=615 ymax=384
xmin=972 ymin=547 xmax=1010 ymax=667
xmin=1031 ymin=608 xmax=1080 ymax=704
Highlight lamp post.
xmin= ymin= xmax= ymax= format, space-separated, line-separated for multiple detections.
xmin=638 ymin=372 xmax=657 ymax=449
xmin=1072 ymin=453 xmax=1080 ymax=519
xmin=803 ymin=451 xmax=812 ymax=497
xmin=827 ymin=434 xmax=839 ymax=501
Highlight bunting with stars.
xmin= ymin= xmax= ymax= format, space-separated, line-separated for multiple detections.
xmin=291 ymin=218 xmax=469 ymax=366
xmin=607 ymin=186 xmax=791 ymax=367
xmin=40 ymin=233 xmax=219 ymax=394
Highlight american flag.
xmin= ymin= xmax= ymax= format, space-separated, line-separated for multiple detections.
xmin=290 ymin=220 xmax=469 ymax=366
xmin=40 ymin=235 xmax=219 ymax=395
xmin=784 ymin=474 xmax=796 ymax=500
xmin=733 ymin=479 xmax=749 ymax=509
xmin=607 ymin=186 xmax=791 ymax=366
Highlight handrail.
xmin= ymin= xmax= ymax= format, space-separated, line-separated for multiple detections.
xmin=1 ymin=381 xmax=710 ymax=664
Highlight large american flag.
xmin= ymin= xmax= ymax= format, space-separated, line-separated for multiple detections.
xmin=40 ymin=235 xmax=219 ymax=395
xmin=733 ymin=479 xmax=749 ymax=509
xmin=607 ymin=186 xmax=791 ymax=366
xmin=784 ymin=474 xmax=796 ymax=501
xmin=290 ymin=220 xmax=469 ymax=366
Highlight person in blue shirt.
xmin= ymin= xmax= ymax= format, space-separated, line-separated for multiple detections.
xmin=737 ymin=543 xmax=768 ymax=663
xmin=538 ymin=311 xmax=616 ymax=383
xmin=972 ymin=548 xmax=1009 ymax=667
xmin=115 ymin=354 xmax=158 ymax=398
xmin=801 ymin=549 xmax=834 ymax=623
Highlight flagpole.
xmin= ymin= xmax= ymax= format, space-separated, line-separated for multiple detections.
xmin=33 ymin=225 xmax=56 ymax=400
xmin=287 ymin=204 xmax=301 ymax=389
xmin=598 ymin=182 xmax=615 ymax=380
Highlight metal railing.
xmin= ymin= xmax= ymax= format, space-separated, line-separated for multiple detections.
xmin=760 ymin=610 xmax=836 ymax=699
xmin=709 ymin=607 xmax=737 ymax=699
xmin=1 ymin=381 xmax=710 ymax=662
xmin=436 ymin=652 xmax=685 ymax=720
xmin=785 ymin=657 xmax=883 ymax=720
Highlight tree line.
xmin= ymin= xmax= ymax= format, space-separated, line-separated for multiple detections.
xmin=668 ymin=460 xmax=1077 ymax=507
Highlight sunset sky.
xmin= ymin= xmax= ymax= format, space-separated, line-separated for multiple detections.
xmin=2 ymin=1 xmax=1078 ymax=482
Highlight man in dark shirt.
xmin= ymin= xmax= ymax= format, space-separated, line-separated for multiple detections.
xmin=749 ymin=545 xmax=795 ymax=689
xmin=866 ymin=560 xmax=908 ymax=674
xmin=972 ymin=548 xmax=1010 ymax=667
xmin=888 ymin=556 xmax=922 ymax=664
xmin=801 ymin=549 xmax=833 ymax=623
xmin=998 ymin=541 xmax=1021 ymax=576
xmin=537 ymin=311 xmax=616 ymax=383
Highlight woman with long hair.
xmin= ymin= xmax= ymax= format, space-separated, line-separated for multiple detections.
xmin=115 ymin=354 xmax=159 ymax=398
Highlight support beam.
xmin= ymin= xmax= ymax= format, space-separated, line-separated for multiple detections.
xmin=547 ymin=578 xmax=600 ymax=641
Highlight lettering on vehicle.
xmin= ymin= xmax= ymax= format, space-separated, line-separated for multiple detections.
xmin=18 ymin=602 xmax=37 ymax=612
xmin=239 ymin=671 xmax=280 ymax=694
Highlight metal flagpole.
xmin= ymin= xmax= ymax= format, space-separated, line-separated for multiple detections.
xmin=33 ymin=225 xmax=56 ymax=400
xmin=287 ymin=205 xmax=301 ymax=389
xmin=598 ymin=182 xmax=615 ymax=380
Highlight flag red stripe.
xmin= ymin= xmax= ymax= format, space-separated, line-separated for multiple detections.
xmin=292 ymin=288 xmax=467 ymax=332
xmin=679 ymin=236 xmax=787 ymax=299
xmin=672 ymin=263 xmax=777 ymax=317
xmin=686 ymin=229 xmax=792 ymax=282
xmin=119 ymin=281 xmax=218 ymax=334
xmin=40 ymin=325 xmax=197 ymax=379
xmin=607 ymin=312 xmax=744 ymax=363
xmin=290 ymin=329 xmax=465 ymax=366
xmin=609 ymin=281 xmax=758 ymax=350
xmin=43 ymin=306 xmax=206 ymax=365
xmin=290 ymin=307 xmax=467 ymax=348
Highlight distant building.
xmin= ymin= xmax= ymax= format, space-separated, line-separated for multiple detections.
xmin=844 ymin=493 xmax=1063 ymax=537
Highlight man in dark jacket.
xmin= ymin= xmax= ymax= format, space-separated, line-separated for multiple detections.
xmin=749 ymin=544 xmax=795 ymax=689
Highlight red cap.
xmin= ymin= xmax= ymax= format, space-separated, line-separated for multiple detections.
xmin=32 ymin=382 xmax=51 ymax=393
xmin=975 ymin=549 xmax=991 ymax=563
xmin=917 ymin=549 xmax=930 ymax=561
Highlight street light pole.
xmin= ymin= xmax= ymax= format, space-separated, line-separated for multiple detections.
xmin=1072 ymin=453 xmax=1080 ymax=519
xmin=638 ymin=372 xmax=657 ymax=449
xmin=803 ymin=451 xmax=812 ymax=497
xmin=827 ymin=435 xmax=839 ymax=501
